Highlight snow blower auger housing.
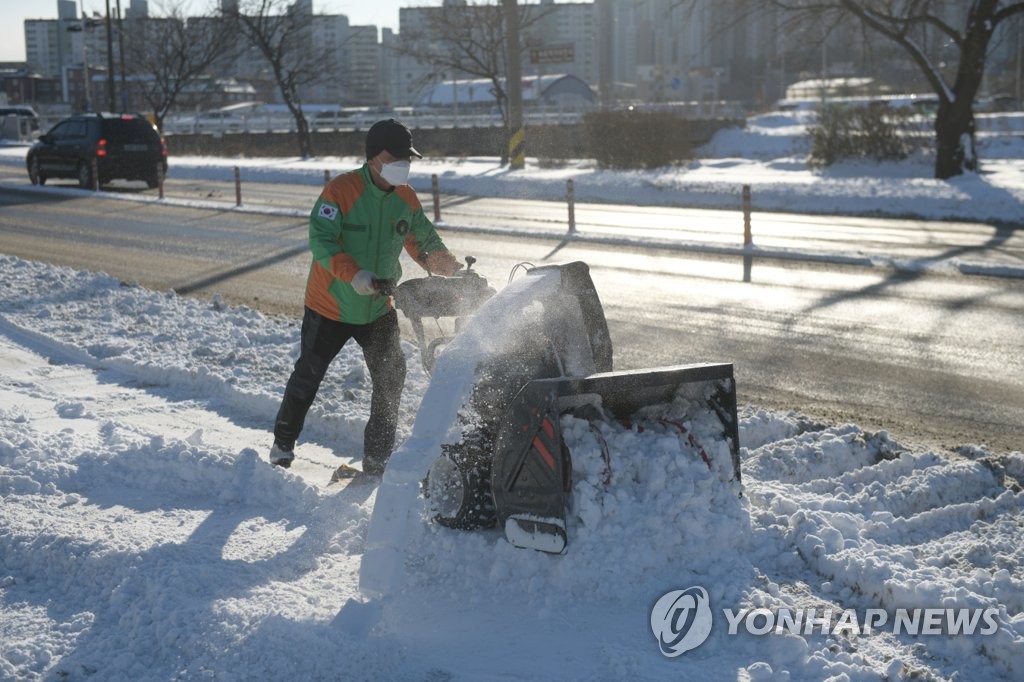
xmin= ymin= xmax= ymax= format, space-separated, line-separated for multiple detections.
xmin=422 ymin=261 xmax=741 ymax=554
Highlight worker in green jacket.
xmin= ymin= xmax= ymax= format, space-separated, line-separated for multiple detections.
xmin=269 ymin=119 xmax=461 ymax=479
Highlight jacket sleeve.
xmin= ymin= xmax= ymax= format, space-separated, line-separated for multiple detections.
xmin=309 ymin=196 xmax=361 ymax=282
xmin=405 ymin=205 xmax=459 ymax=276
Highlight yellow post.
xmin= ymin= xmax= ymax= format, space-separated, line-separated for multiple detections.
xmin=742 ymin=185 xmax=753 ymax=282
xmin=432 ymin=174 xmax=441 ymax=222
xmin=508 ymin=127 xmax=526 ymax=170
xmin=567 ymin=178 xmax=576 ymax=234
xmin=503 ymin=0 xmax=524 ymax=170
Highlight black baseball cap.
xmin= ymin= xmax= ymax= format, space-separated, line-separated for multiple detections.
xmin=366 ymin=118 xmax=422 ymax=159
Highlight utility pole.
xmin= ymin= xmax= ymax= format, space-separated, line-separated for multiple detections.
xmin=1017 ymin=15 xmax=1023 ymax=110
xmin=67 ymin=9 xmax=98 ymax=112
xmin=502 ymin=0 xmax=524 ymax=169
xmin=116 ymin=0 xmax=127 ymax=112
xmin=67 ymin=3 xmax=107 ymax=111
xmin=83 ymin=27 xmax=91 ymax=112
xmin=597 ymin=0 xmax=612 ymax=109
xmin=57 ymin=10 xmax=67 ymax=104
xmin=105 ymin=0 xmax=116 ymax=112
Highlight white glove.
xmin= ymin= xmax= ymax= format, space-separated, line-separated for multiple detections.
xmin=351 ymin=269 xmax=377 ymax=296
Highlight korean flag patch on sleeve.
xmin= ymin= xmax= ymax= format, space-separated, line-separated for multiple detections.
xmin=316 ymin=200 xmax=339 ymax=222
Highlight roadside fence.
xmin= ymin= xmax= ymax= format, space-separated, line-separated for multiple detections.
xmin=159 ymin=166 xmax=761 ymax=282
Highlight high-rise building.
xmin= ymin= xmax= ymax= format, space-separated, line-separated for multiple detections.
xmin=344 ymin=26 xmax=382 ymax=106
xmin=125 ymin=1 xmax=149 ymax=20
xmin=24 ymin=0 xmax=79 ymax=80
xmin=19 ymin=0 xmax=1015 ymax=114
xmin=531 ymin=1 xmax=597 ymax=85
xmin=25 ymin=0 xmax=116 ymax=107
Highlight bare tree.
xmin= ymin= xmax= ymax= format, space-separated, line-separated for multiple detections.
xmin=121 ymin=2 xmax=236 ymax=131
xmin=400 ymin=3 xmax=508 ymax=120
xmin=770 ymin=0 xmax=1024 ymax=179
xmin=395 ymin=1 xmax=552 ymax=159
xmin=223 ymin=0 xmax=335 ymax=158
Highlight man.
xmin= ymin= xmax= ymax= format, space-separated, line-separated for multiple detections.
xmin=269 ymin=119 xmax=461 ymax=479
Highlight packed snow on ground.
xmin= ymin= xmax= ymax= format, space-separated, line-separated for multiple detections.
xmin=1 ymin=254 xmax=1022 ymax=681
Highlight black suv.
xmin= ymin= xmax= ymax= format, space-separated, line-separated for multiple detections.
xmin=27 ymin=113 xmax=168 ymax=189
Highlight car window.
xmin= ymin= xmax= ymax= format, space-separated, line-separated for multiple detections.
xmin=46 ymin=120 xmax=87 ymax=139
xmin=102 ymin=118 xmax=159 ymax=143
xmin=65 ymin=121 xmax=87 ymax=138
xmin=47 ymin=121 xmax=70 ymax=139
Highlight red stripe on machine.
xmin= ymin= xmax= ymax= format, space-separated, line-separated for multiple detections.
xmin=533 ymin=436 xmax=556 ymax=469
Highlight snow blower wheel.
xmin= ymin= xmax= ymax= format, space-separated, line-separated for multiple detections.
xmin=426 ymin=431 xmax=497 ymax=530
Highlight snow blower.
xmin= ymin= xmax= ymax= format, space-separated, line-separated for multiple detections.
xmin=372 ymin=260 xmax=741 ymax=557
xmin=380 ymin=260 xmax=741 ymax=555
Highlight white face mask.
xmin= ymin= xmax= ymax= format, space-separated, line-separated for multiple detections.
xmin=379 ymin=159 xmax=410 ymax=186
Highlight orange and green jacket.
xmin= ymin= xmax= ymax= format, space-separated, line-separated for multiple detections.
xmin=305 ymin=164 xmax=453 ymax=324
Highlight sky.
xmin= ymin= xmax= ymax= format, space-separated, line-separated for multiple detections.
xmin=0 ymin=0 xmax=416 ymax=62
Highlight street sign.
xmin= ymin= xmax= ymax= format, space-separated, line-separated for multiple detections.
xmin=530 ymin=44 xmax=575 ymax=65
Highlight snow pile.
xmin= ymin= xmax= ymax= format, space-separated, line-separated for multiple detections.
xmin=0 ymin=337 xmax=387 ymax=681
xmin=564 ymin=403 xmax=742 ymax=542
xmin=698 ymin=110 xmax=816 ymax=160
xmin=745 ymin=427 xmax=1024 ymax=679
xmin=400 ymin=399 xmax=748 ymax=603
xmin=0 ymin=254 xmax=432 ymax=459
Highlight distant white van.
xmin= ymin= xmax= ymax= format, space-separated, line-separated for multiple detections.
xmin=0 ymin=105 xmax=41 ymax=138
xmin=189 ymin=102 xmax=265 ymax=133
xmin=192 ymin=111 xmax=244 ymax=132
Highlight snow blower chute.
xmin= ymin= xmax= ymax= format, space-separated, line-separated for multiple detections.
xmin=398 ymin=261 xmax=741 ymax=554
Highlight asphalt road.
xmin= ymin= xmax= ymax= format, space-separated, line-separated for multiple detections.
xmin=5 ymin=160 xmax=1022 ymax=267
xmin=1 ymin=184 xmax=1022 ymax=456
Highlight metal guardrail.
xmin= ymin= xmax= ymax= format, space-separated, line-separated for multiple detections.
xmin=163 ymin=110 xmax=588 ymax=135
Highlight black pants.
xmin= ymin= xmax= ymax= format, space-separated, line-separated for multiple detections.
xmin=273 ymin=307 xmax=406 ymax=474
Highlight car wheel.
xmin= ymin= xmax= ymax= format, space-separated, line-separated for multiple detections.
xmin=28 ymin=156 xmax=46 ymax=185
xmin=77 ymin=161 xmax=93 ymax=190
